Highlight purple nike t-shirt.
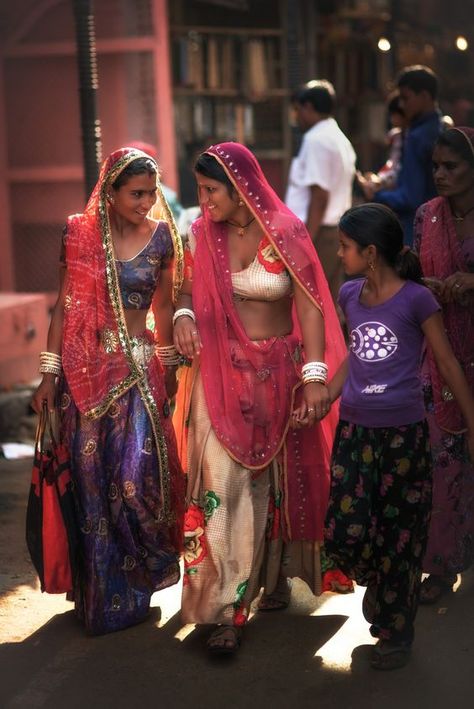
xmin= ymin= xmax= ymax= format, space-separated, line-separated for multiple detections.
xmin=338 ymin=278 xmax=440 ymax=427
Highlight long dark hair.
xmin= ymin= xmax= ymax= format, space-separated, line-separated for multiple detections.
xmin=112 ymin=156 xmax=157 ymax=190
xmin=339 ymin=203 xmax=422 ymax=282
xmin=194 ymin=152 xmax=235 ymax=196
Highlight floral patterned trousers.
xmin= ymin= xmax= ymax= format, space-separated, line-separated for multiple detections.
xmin=324 ymin=420 xmax=432 ymax=644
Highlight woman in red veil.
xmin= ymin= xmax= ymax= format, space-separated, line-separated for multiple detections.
xmin=32 ymin=148 xmax=185 ymax=634
xmin=173 ymin=142 xmax=348 ymax=653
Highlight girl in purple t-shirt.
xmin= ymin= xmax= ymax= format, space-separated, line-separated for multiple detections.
xmin=324 ymin=203 xmax=474 ymax=670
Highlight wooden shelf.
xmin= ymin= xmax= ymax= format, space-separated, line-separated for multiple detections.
xmin=170 ymin=26 xmax=283 ymax=37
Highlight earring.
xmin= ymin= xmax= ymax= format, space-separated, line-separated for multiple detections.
xmin=107 ymin=194 xmax=115 ymax=204
xmin=368 ymin=260 xmax=375 ymax=272
xmin=238 ymin=199 xmax=244 ymax=207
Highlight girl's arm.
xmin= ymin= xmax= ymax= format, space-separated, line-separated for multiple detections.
xmin=293 ymin=282 xmax=330 ymax=425
xmin=422 ymin=311 xmax=474 ymax=460
xmin=327 ymin=357 xmax=349 ymax=404
xmin=31 ymin=266 xmax=67 ymax=413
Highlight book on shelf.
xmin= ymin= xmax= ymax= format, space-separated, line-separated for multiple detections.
xmin=172 ymin=32 xmax=281 ymax=95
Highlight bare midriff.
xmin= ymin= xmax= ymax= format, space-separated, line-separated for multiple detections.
xmin=124 ymin=310 xmax=148 ymax=337
xmin=233 ymin=295 xmax=293 ymax=340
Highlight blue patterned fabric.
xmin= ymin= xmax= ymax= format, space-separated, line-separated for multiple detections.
xmin=59 ymin=378 xmax=180 ymax=635
xmin=115 ymin=222 xmax=173 ymax=309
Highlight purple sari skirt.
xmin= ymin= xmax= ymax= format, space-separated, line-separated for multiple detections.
xmin=59 ymin=378 xmax=180 ymax=635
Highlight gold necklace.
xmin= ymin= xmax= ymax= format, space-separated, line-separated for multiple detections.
xmin=226 ymin=217 xmax=255 ymax=237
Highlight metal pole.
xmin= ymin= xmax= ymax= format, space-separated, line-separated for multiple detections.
xmin=72 ymin=0 xmax=102 ymax=199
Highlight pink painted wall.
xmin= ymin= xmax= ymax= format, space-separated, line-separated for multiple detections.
xmin=0 ymin=0 xmax=176 ymax=292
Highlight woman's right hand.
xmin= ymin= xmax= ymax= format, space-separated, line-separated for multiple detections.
xmin=31 ymin=374 xmax=57 ymax=414
xmin=173 ymin=316 xmax=202 ymax=359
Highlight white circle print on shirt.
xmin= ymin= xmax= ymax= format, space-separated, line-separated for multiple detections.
xmin=350 ymin=322 xmax=398 ymax=362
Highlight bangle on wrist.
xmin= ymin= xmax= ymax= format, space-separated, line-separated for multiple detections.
xmin=39 ymin=351 xmax=62 ymax=376
xmin=156 ymin=344 xmax=181 ymax=366
xmin=173 ymin=308 xmax=196 ymax=326
xmin=302 ymin=360 xmax=328 ymax=385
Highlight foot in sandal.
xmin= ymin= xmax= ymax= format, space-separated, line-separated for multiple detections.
xmin=371 ymin=639 xmax=412 ymax=670
xmin=207 ymin=625 xmax=242 ymax=655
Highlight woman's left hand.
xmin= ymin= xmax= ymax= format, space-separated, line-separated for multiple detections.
xmin=164 ymin=366 xmax=178 ymax=399
xmin=291 ymin=382 xmax=331 ymax=428
xmin=443 ymin=271 xmax=474 ymax=302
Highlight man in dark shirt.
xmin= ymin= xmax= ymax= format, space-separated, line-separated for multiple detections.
xmin=372 ymin=66 xmax=442 ymax=245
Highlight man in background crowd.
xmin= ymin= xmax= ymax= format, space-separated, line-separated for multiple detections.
xmin=285 ymin=80 xmax=356 ymax=302
xmin=368 ymin=65 xmax=443 ymax=245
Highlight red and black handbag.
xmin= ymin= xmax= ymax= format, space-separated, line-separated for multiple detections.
xmin=26 ymin=404 xmax=79 ymax=594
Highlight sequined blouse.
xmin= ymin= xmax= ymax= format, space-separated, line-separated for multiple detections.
xmin=186 ymin=227 xmax=292 ymax=302
xmin=114 ymin=222 xmax=173 ymax=309
xmin=231 ymin=255 xmax=292 ymax=301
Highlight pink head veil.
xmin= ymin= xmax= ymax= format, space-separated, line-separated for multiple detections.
xmin=192 ymin=141 xmax=346 ymax=470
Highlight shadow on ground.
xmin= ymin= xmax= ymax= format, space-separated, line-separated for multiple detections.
xmin=0 ymin=607 xmax=349 ymax=708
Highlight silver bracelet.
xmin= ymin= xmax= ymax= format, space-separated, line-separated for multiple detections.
xmin=39 ymin=351 xmax=62 ymax=376
xmin=173 ymin=308 xmax=196 ymax=326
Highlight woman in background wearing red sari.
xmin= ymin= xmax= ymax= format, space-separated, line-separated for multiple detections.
xmin=173 ymin=142 xmax=347 ymax=654
xmin=32 ymin=148 xmax=185 ymax=635
xmin=414 ymin=127 xmax=474 ymax=603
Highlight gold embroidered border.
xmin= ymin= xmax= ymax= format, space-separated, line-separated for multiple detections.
xmin=96 ymin=151 xmax=175 ymax=524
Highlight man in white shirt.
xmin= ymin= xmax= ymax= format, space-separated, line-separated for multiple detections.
xmin=285 ymin=80 xmax=356 ymax=301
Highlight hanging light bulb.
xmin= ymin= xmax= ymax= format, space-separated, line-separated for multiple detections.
xmin=377 ymin=37 xmax=391 ymax=52
xmin=456 ymin=36 xmax=468 ymax=51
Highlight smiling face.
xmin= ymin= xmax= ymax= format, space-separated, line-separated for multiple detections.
xmin=194 ymin=173 xmax=239 ymax=222
xmin=432 ymin=144 xmax=474 ymax=199
xmin=110 ymin=172 xmax=158 ymax=224
xmin=337 ymin=230 xmax=369 ymax=276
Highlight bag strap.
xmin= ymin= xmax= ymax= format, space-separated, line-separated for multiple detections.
xmin=35 ymin=402 xmax=58 ymax=455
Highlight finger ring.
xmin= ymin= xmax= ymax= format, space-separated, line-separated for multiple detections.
xmin=191 ymin=330 xmax=198 ymax=334
xmin=308 ymin=408 xmax=315 ymax=412
xmin=455 ymin=283 xmax=461 ymax=288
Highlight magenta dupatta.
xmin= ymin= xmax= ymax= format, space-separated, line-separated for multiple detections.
xmin=191 ymin=142 xmax=347 ymax=540
xmin=420 ymin=195 xmax=474 ymax=433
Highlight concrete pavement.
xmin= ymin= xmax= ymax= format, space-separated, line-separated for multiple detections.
xmin=0 ymin=457 xmax=472 ymax=709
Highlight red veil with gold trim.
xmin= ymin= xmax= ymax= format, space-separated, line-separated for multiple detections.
xmin=62 ymin=147 xmax=184 ymax=531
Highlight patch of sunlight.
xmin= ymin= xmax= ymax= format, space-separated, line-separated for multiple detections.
xmin=174 ymin=623 xmax=197 ymax=642
xmin=151 ymin=563 xmax=183 ymax=628
xmin=0 ymin=582 xmax=71 ymax=644
xmin=311 ymin=584 xmax=375 ymax=671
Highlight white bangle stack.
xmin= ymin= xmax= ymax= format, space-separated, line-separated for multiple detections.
xmin=173 ymin=308 xmax=196 ymax=326
xmin=156 ymin=345 xmax=181 ymax=367
xmin=39 ymin=351 xmax=62 ymax=376
xmin=302 ymin=361 xmax=328 ymax=386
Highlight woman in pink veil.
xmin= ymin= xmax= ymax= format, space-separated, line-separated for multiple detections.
xmin=414 ymin=127 xmax=474 ymax=604
xmin=173 ymin=142 xmax=347 ymax=654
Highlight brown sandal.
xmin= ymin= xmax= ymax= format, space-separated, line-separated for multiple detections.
xmin=371 ymin=640 xmax=411 ymax=671
xmin=207 ymin=625 xmax=242 ymax=655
